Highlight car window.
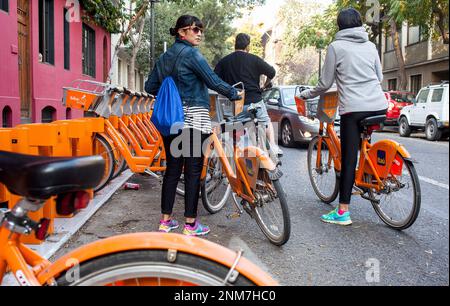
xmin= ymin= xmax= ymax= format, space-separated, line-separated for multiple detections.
xmin=262 ymin=90 xmax=272 ymax=102
xmin=390 ymin=93 xmax=415 ymax=103
xmin=282 ymin=88 xmax=296 ymax=106
xmin=431 ymin=88 xmax=444 ymax=103
xmin=416 ymin=89 xmax=429 ymax=104
xmin=270 ymin=90 xmax=281 ymax=102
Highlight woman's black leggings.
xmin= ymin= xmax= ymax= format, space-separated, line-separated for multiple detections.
xmin=161 ymin=129 xmax=210 ymax=219
xmin=339 ymin=109 xmax=387 ymax=204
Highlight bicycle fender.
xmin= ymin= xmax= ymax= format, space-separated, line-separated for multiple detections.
xmin=36 ymin=233 xmax=277 ymax=286
xmin=366 ymin=139 xmax=411 ymax=178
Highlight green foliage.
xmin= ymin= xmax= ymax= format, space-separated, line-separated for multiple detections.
xmin=80 ymin=0 xmax=126 ymax=33
xmin=135 ymin=0 xmax=265 ymax=74
xmin=296 ymin=4 xmax=339 ymax=50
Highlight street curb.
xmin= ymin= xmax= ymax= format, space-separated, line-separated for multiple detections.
xmin=2 ymin=170 xmax=134 ymax=286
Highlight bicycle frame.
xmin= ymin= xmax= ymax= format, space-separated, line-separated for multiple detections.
xmin=202 ymin=129 xmax=276 ymax=204
xmin=316 ymin=122 xmax=411 ymax=192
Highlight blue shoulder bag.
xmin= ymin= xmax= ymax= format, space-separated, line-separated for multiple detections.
xmin=151 ymin=47 xmax=188 ymax=136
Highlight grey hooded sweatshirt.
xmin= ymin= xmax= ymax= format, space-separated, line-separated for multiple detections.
xmin=301 ymin=27 xmax=388 ymax=115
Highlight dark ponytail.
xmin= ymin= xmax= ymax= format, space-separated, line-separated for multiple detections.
xmin=169 ymin=15 xmax=203 ymax=37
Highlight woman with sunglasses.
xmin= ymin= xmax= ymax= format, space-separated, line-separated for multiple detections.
xmin=145 ymin=15 xmax=241 ymax=236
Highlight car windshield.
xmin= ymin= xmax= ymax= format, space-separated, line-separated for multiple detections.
xmin=390 ymin=93 xmax=415 ymax=103
xmin=282 ymin=88 xmax=297 ymax=105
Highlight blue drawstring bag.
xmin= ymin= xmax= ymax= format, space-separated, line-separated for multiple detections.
xmin=151 ymin=76 xmax=184 ymax=136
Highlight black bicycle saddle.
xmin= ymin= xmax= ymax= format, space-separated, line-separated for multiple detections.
xmin=0 ymin=151 xmax=105 ymax=200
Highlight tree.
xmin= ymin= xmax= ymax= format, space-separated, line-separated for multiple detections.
xmin=135 ymin=0 xmax=266 ymax=75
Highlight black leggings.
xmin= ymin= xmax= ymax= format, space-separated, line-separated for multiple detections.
xmin=161 ymin=129 xmax=210 ymax=218
xmin=339 ymin=109 xmax=387 ymax=204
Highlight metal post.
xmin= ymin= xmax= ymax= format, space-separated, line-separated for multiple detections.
xmin=318 ymin=49 xmax=322 ymax=79
xmin=150 ymin=0 xmax=156 ymax=69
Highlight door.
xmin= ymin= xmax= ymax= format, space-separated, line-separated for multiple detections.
xmin=17 ymin=0 xmax=31 ymax=119
xmin=410 ymin=89 xmax=430 ymax=126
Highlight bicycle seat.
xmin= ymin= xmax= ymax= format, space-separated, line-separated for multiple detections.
xmin=134 ymin=92 xmax=142 ymax=97
xmin=360 ymin=115 xmax=386 ymax=128
xmin=112 ymin=86 xmax=124 ymax=93
xmin=123 ymin=88 xmax=133 ymax=95
xmin=0 ymin=151 xmax=105 ymax=200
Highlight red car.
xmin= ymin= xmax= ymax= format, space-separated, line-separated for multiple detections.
xmin=384 ymin=91 xmax=416 ymax=125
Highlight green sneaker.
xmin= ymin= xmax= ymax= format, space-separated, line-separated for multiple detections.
xmin=320 ymin=207 xmax=352 ymax=226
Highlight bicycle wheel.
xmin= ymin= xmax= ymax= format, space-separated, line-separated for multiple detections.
xmin=366 ymin=156 xmax=421 ymax=230
xmin=251 ymin=170 xmax=290 ymax=246
xmin=176 ymin=174 xmax=185 ymax=196
xmin=112 ymin=152 xmax=126 ymax=180
xmin=307 ymin=136 xmax=339 ymax=204
xmin=55 ymin=250 xmax=257 ymax=286
xmin=93 ymin=134 xmax=115 ymax=192
xmin=201 ymin=142 xmax=233 ymax=214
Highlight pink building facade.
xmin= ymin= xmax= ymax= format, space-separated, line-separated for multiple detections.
xmin=0 ymin=0 xmax=111 ymax=127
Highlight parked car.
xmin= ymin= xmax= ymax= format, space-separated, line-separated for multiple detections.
xmin=262 ymin=85 xmax=320 ymax=147
xmin=398 ymin=82 xmax=449 ymax=141
xmin=384 ymin=91 xmax=415 ymax=126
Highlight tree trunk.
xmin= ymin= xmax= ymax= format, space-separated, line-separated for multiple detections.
xmin=128 ymin=18 xmax=147 ymax=90
xmin=433 ymin=6 xmax=449 ymax=44
xmin=390 ymin=20 xmax=407 ymax=90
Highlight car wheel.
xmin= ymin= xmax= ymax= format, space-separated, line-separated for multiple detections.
xmin=425 ymin=118 xmax=442 ymax=141
xmin=280 ymin=120 xmax=296 ymax=147
xmin=399 ymin=117 xmax=411 ymax=137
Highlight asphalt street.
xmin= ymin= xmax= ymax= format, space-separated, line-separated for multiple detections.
xmin=54 ymin=129 xmax=449 ymax=286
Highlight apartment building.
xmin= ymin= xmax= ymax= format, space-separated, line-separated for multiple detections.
xmin=383 ymin=24 xmax=449 ymax=94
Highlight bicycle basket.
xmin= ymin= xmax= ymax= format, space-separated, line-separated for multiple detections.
xmin=316 ymin=89 xmax=338 ymax=123
xmin=62 ymin=80 xmax=108 ymax=111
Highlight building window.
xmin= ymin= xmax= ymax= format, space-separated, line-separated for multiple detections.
xmin=410 ymin=75 xmax=422 ymax=94
xmin=63 ymin=8 xmax=70 ymax=70
xmin=82 ymin=23 xmax=96 ymax=77
xmin=118 ymin=59 xmax=122 ymax=85
xmin=2 ymin=106 xmax=12 ymax=128
xmin=385 ymin=29 xmax=402 ymax=52
xmin=39 ymin=0 xmax=55 ymax=64
xmin=0 ymin=0 xmax=9 ymax=12
xmin=388 ymin=79 xmax=397 ymax=91
xmin=41 ymin=106 xmax=56 ymax=123
xmin=407 ymin=25 xmax=426 ymax=45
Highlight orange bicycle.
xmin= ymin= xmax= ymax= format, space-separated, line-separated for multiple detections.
xmin=0 ymin=151 xmax=277 ymax=286
xmin=200 ymin=91 xmax=291 ymax=246
xmin=296 ymin=89 xmax=421 ymax=230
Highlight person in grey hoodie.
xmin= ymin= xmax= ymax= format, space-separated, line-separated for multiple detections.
xmin=300 ymin=8 xmax=388 ymax=226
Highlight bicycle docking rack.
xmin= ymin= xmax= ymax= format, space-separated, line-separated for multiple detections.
xmin=0 ymin=79 xmax=163 ymax=245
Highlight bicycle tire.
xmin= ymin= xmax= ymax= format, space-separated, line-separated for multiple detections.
xmin=93 ymin=134 xmax=115 ymax=192
xmin=367 ymin=158 xmax=421 ymax=230
xmin=55 ymin=250 xmax=257 ymax=286
xmin=201 ymin=142 xmax=233 ymax=214
xmin=112 ymin=152 xmax=126 ymax=180
xmin=307 ymin=136 xmax=339 ymax=204
xmin=252 ymin=173 xmax=290 ymax=246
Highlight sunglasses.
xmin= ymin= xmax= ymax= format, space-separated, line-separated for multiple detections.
xmin=181 ymin=26 xmax=204 ymax=34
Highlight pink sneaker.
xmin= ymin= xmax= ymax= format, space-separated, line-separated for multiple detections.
xmin=158 ymin=219 xmax=179 ymax=233
xmin=182 ymin=221 xmax=210 ymax=236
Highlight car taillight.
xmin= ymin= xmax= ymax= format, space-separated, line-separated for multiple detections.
xmin=35 ymin=218 xmax=51 ymax=241
xmin=388 ymin=102 xmax=395 ymax=111
xmin=56 ymin=191 xmax=91 ymax=216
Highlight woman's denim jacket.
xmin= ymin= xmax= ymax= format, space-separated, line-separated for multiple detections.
xmin=145 ymin=38 xmax=239 ymax=109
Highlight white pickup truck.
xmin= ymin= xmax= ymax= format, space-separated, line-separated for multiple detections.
xmin=398 ymin=82 xmax=449 ymax=141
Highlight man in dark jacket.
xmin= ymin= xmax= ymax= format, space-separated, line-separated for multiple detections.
xmin=214 ymin=33 xmax=282 ymax=156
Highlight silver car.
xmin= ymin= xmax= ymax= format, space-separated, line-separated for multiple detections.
xmin=263 ymin=85 xmax=320 ymax=147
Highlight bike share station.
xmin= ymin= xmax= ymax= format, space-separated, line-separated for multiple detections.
xmin=0 ymin=81 xmax=162 ymax=285
xmin=0 ymin=79 xmax=283 ymax=286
